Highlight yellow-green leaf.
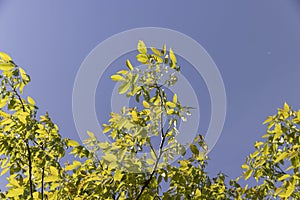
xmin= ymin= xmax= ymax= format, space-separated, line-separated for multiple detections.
xmin=167 ymin=109 xmax=174 ymax=115
xmin=190 ymin=144 xmax=199 ymax=155
xmin=33 ymin=192 xmax=40 ymax=199
xmin=195 ymin=188 xmax=201 ymax=197
xmin=0 ymin=52 xmax=12 ymax=62
xmin=136 ymin=54 xmax=148 ymax=63
xmin=263 ymin=116 xmax=273 ymax=124
xmin=151 ymin=47 xmax=162 ymax=56
xmin=244 ymin=169 xmax=253 ymax=180
xmin=283 ymin=102 xmax=289 ymax=112
xmin=137 ymin=40 xmax=147 ymax=54
xmin=111 ymin=74 xmax=125 ymax=82
xmin=278 ymin=174 xmax=290 ymax=181
xmin=117 ymin=70 xmax=128 ymax=75
xmin=173 ymin=94 xmax=177 ymax=104
xmin=102 ymin=153 xmax=117 ymax=162
xmin=166 ymin=101 xmax=176 ymax=108
xmin=146 ymin=158 xmax=155 ymax=165
xmin=50 ymin=166 xmax=59 ymax=176
xmin=169 ymin=48 xmax=177 ymax=68
xmin=65 ymin=161 xmax=81 ymax=171
xmin=241 ymin=164 xmax=249 ymax=170
xmin=6 ymin=187 xmax=24 ymax=197
xmin=274 ymin=187 xmax=283 ymax=196
xmin=44 ymin=175 xmax=60 ymax=183
xmin=132 ymin=110 xmax=138 ymax=121
xmin=126 ymin=59 xmax=134 ymax=70
xmin=118 ymin=81 xmax=130 ymax=94
xmin=162 ymin=44 xmax=166 ymax=55
xmin=114 ymin=170 xmax=124 ymax=182
xmin=279 ymin=180 xmax=295 ymax=198
xmin=0 ymin=167 xmax=9 ymax=176
xmin=27 ymin=96 xmax=35 ymax=105
xmin=19 ymin=67 xmax=29 ymax=81
xmin=0 ymin=63 xmax=14 ymax=71
xmin=0 ymin=98 xmax=7 ymax=108
xmin=103 ymin=126 xmax=111 ymax=133
xmin=274 ymin=152 xmax=289 ymax=163
xmin=142 ymin=101 xmax=150 ymax=108
xmin=67 ymin=139 xmax=79 ymax=147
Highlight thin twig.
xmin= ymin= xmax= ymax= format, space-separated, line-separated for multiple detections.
xmin=136 ymin=87 xmax=166 ymax=199
xmin=9 ymin=80 xmax=34 ymax=199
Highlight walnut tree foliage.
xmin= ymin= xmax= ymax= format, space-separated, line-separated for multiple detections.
xmin=0 ymin=41 xmax=299 ymax=199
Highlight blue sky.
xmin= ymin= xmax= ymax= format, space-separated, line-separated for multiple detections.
xmin=1 ymin=0 xmax=300 ymax=188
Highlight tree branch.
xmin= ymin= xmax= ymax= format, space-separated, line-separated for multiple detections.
xmin=136 ymin=87 xmax=166 ymax=199
xmin=9 ymin=80 xmax=34 ymax=199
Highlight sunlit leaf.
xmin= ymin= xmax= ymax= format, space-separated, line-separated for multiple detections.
xmin=142 ymin=101 xmax=150 ymax=108
xmin=151 ymin=47 xmax=162 ymax=56
xmin=111 ymin=74 xmax=125 ymax=82
xmin=0 ymin=52 xmax=12 ymax=62
xmin=27 ymin=96 xmax=35 ymax=105
xmin=68 ymin=140 xmax=80 ymax=147
xmin=136 ymin=54 xmax=148 ymax=63
xmin=118 ymin=81 xmax=130 ymax=94
xmin=0 ymin=63 xmax=14 ymax=71
xmin=126 ymin=59 xmax=134 ymax=70
xmin=169 ymin=48 xmax=177 ymax=68
xmin=137 ymin=40 xmax=147 ymax=54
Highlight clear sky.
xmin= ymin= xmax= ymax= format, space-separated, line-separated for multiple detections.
xmin=1 ymin=0 xmax=300 ymax=189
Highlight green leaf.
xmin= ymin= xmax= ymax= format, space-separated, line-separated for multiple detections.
xmin=190 ymin=144 xmax=199 ymax=155
xmin=27 ymin=96 xmax=35 ymax=105
xmin=118 ymin=81 xmax=130 ymax=94
xmin=137 ymin=40 xmax=147 ymax=54
xmin=111 ymin=74 xmax=125 ymax=82
xmin=126 ymin=59 xmax=134 ymax=70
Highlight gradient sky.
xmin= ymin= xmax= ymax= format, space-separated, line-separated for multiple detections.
xmin=1 ymin=0 xmax=300 ymax=189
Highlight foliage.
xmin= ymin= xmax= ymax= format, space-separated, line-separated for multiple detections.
xmin=0 ymin=42 xmax=299 ymax=199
